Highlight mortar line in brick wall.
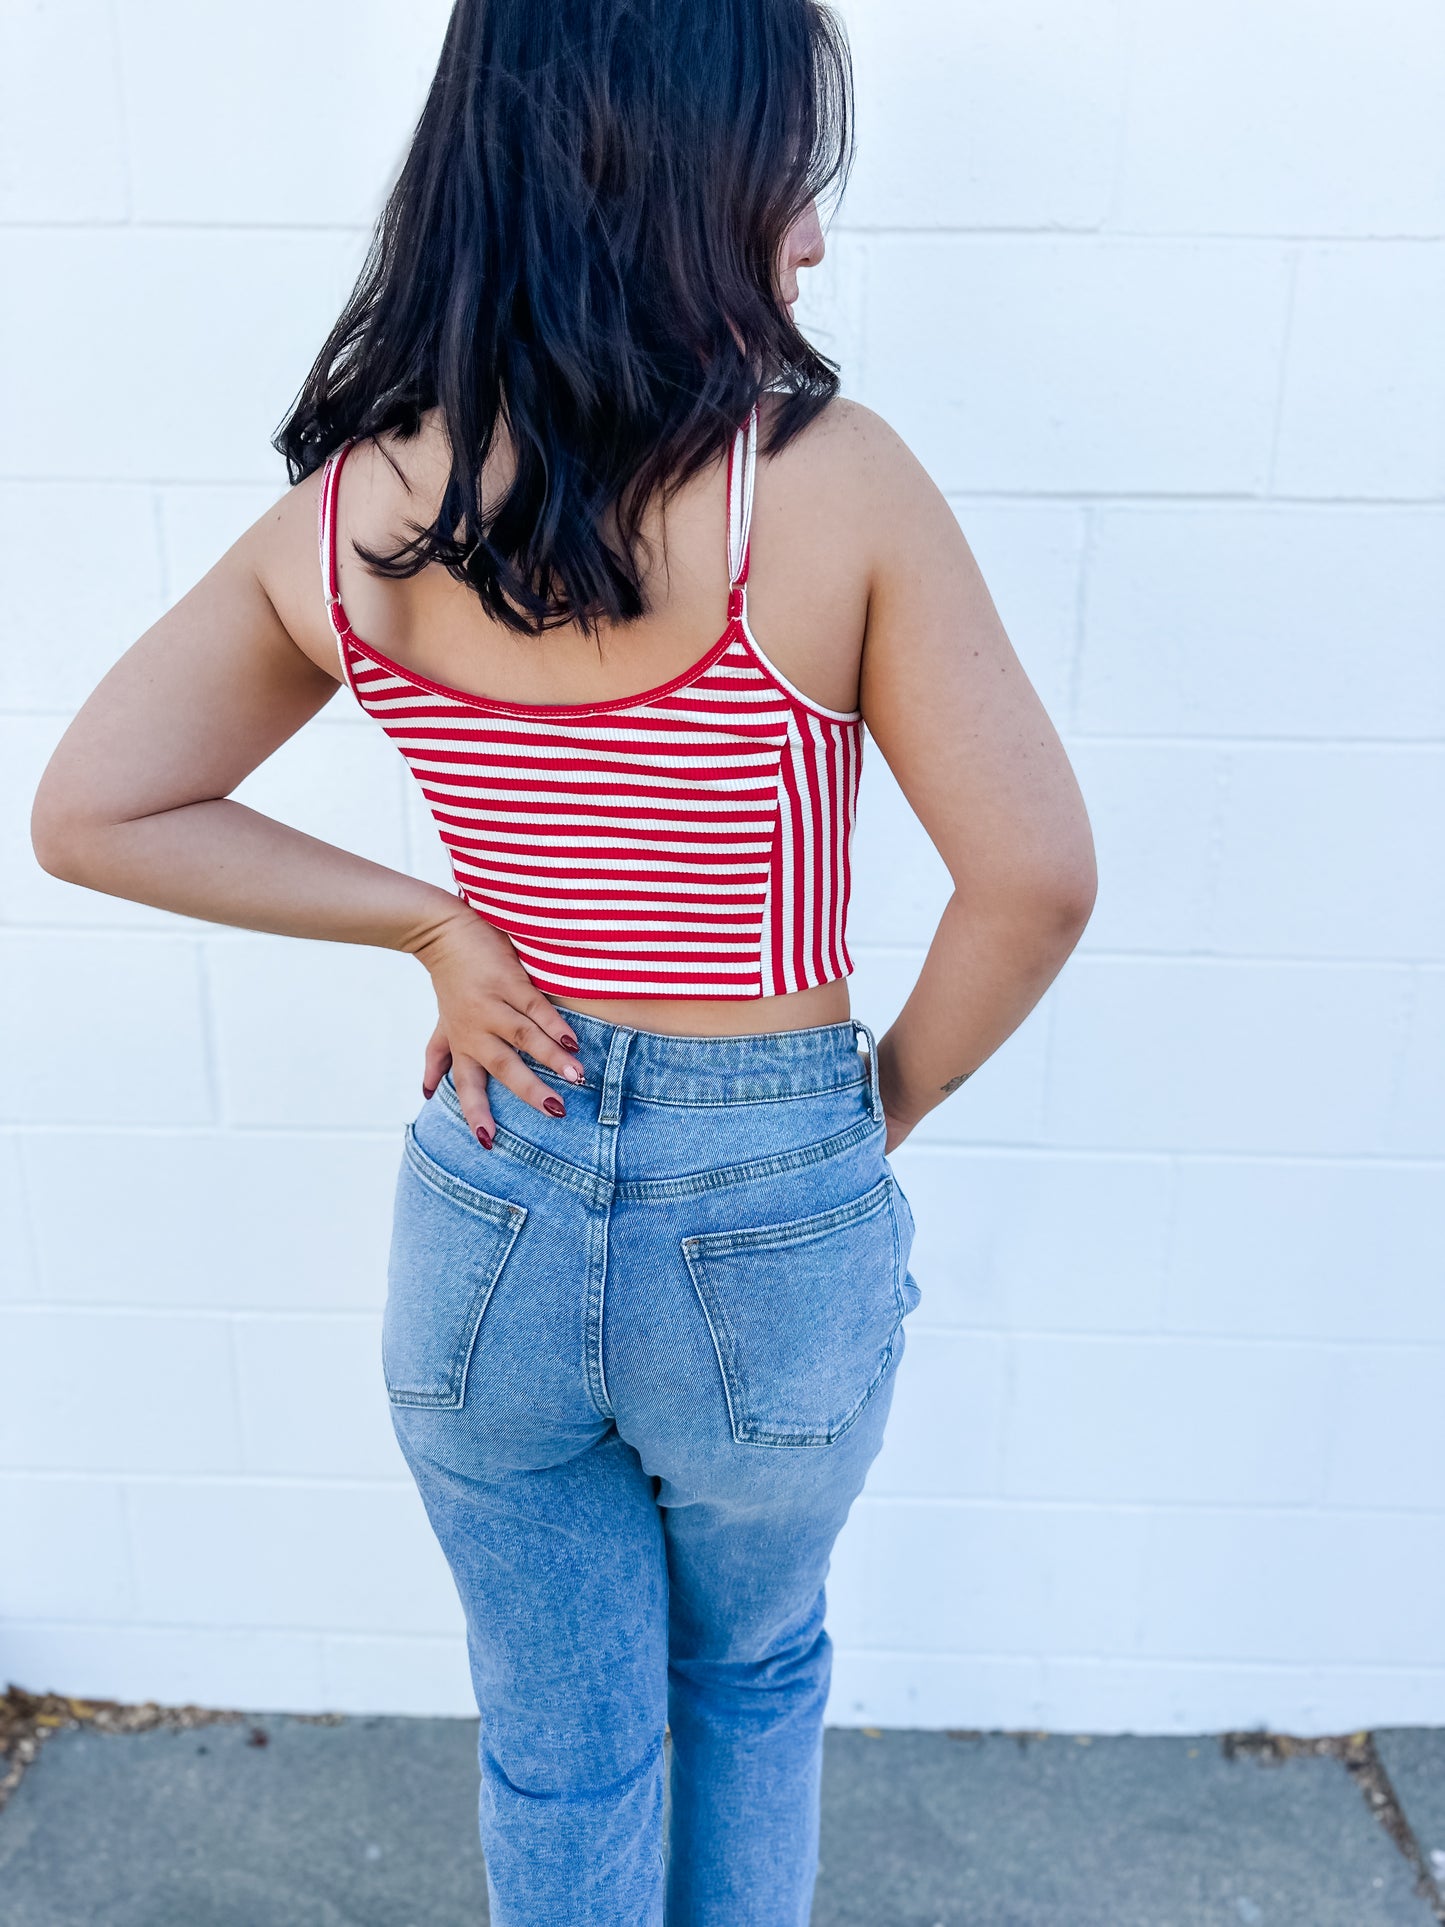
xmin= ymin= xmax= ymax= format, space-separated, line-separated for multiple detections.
xmin=939 ymin=490 xmax=1445 ymax=508
xmin=1 ymin=1302 xmax=385 ymax=1318
xmin=903 ymin=1325 xmax=1445 ymax=1353
xmin=1065 ymin=733 xmax=1445 ymax=748
xmin=0 ymin=473 xmax=293 ymax=491
xmin=0 ymin=924 xmax=250 ymax=942
xmin=896 ymin=1145 xmax=1445 ymax=1168
xmin=149 ymin=485 xmax=172 ymax=608
xmin=1064 ymin=502 xmax=1094 ymax=736
xmin=852 ymin=229 xmax=871 ymax=399
xmin=1381 ymin=964 xmax=1423 ymax=1139
xmin=852 ymin=942 xmax=1443 ymax=969
xmin=870 ymin=1487 xmax=1445 ymax=1518
xmin=0 ymin=1469 xmax=411 ymax=1493
xmin=192 ymin=939 xmax=224 ymax=1124
xmin=0 ymin=1616 xmax=461 ymax=1645
xmin=0 ymin=1305 xmax=382 ymax=1323
xmin=902 ymin=1138 xmax=1442 ymax=1160
xmin=320 ymin=1632 xmax=464 ymax=1645
xmin=0 ymin=1119 xmax=410 ymax=1140
xmin=0 ymin=218 xmax=375 ymax=235
xmin=0 ymin=1123 xmax=400 ymax=1142
xmin=887 ymin=1140 xmax=1445 ymax=1163
xmin=103 ymin=0 xmax=135 ymax=224
xmin=852 ymin=1493 xmax=1445 ymax=1519
xmin=1265 ymin=246 xmax=1302 ymax=494
xmin=830 ymin=1648 xmax=1445 ymax=1675
xmin=1100 ymin=0 xmax=1136 ymax=234
xmin=840 ymin=224 xmax=1445 ymax=244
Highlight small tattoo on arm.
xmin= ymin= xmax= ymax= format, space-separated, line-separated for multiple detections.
xmin=940 ymin=1071 xmax=973 ymax=1097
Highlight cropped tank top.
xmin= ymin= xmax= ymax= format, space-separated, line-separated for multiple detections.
xmin=317 ymin=407 xmax=862 ymax=1000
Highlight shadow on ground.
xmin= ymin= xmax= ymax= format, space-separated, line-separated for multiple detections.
xmin=0 ymin=1704 xmax=1442 ymax=1926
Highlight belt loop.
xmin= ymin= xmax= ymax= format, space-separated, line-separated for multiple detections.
xmin=599 ymin=1025 xmax=636 ymax=1127
xmin=853 ymin=1018 xmax=884 ymax=1124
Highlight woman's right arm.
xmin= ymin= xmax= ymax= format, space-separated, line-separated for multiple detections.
xmin=29 ymin=469 xmax=584 ymax=1142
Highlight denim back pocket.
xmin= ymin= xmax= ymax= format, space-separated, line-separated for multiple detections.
xmin=384 ymin=1126 xmax=528 ymax=1408
xmin=681 ymin=1175 xmax=911 ymax=1447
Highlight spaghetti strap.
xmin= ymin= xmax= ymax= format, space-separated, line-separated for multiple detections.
xmin=316 ymin=441 xmax=357 ymax=690
xmin=726 ymin=404 xmax=758 ymax=620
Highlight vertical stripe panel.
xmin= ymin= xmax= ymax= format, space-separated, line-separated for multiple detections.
xmin=759 ymin=801 xmax=781 ymax=998
xmin=778 ymin=723 xmax=811 ymax=993
xmin=776 ymin=732 xmax=800 ymax=994
xmin=820 ymin=724 xmax=843 ymax=994
xmin=838 ymin=726 xmax=860 ymax=972
xmin=826 ymin=724 xmax=844 ymax=980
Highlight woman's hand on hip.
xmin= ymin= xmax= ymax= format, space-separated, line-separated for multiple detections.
xmin=410 ymin=904 xmax=585 ymax=1146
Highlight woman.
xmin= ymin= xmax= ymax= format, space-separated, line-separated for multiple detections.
xmin=31 ymin=0 xmax=1095 ymax=1920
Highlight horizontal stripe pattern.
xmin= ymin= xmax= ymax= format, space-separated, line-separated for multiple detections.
xmin=317 ymin=434 xmax=861 ymax=1001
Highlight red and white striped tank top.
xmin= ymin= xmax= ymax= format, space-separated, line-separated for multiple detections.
xmin=317 ymin=407 xmax=862 ymax=1000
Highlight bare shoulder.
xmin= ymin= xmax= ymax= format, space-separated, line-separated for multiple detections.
xmin=761 ymin=395 xmax=957 ymax=555
xmin=216 ymin=459 xmax=333 ymax=678
xmin=244 ymin=416 xmax=454 ymax=676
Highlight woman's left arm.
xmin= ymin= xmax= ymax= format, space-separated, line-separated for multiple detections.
xmin=841 ymin=405 xmax=1099 ymax=1148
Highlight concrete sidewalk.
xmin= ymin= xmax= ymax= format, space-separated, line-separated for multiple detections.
xmin=0 ymin=1713 xmax=1441 ymax=1925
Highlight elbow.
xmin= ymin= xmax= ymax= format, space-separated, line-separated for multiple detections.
xmin=956 ymin=840 xmax=1098 ymax=950
xmin=1050 ymin=845 xmax=1098 ymax=938
xmin=1027 ymin=809 xmax=1099 ymax=942
xmin=1018 ymin=867 xmax=1095 ymax=959
xmin=30 ymin=809 xmax=87 ymax=884
xmin=30 ymin=779 xmax=103 ymax=886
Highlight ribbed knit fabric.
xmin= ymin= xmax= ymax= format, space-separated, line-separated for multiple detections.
xmin=317 ymin=408 xmax=862 ymax=999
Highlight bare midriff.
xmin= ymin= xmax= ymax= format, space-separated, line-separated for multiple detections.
xmin=547 ymin=977 xmax=852 ymax=1038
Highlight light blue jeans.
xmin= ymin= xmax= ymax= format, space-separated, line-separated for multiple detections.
xmin=384 ymin=1007 xmax=921 ymax=1926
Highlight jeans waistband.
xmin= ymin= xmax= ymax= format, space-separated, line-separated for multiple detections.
xmin=540 ymin=1005 xmax=884 ymax=1118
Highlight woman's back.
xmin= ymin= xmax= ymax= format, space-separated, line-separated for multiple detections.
xmin=294 ymin=393 xmax=879 ymax=1028
xmin=314 ymin=394 xmax=869 ymax=732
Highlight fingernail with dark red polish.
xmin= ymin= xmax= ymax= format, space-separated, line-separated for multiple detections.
xmin=423 ymin=1085 xmax=435 ymax=1101
xmin=475 ymin=1126 xmax=493 ymax=1149
xmin=544 ymin=1096 xmax=566 ymax=1118
xmin=560 ymin=1034 xmax=580 ymax=1053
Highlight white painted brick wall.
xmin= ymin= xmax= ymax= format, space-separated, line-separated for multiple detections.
xmin=2 ymin=0 xmax=1441 ymax=1735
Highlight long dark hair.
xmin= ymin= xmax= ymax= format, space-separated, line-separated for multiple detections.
xmin=275 ymin=0 xmax=853 ymax=637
